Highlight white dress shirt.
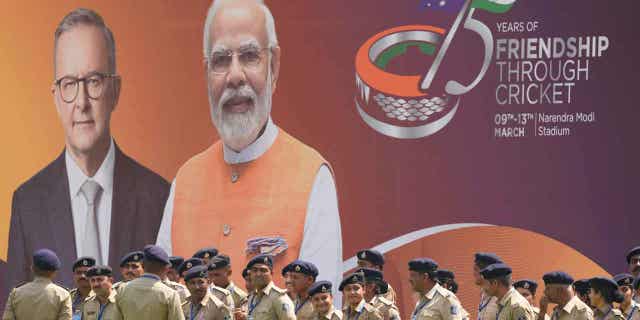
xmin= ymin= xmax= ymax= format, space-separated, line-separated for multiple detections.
xmin=65 ymin=138 xmax=115 ymax=265
xmin=156 ymin=117 xmax=342 ymax=300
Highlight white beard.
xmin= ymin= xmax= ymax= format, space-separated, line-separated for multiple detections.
xmin=208 ymin=67 xmax=272 ymax=151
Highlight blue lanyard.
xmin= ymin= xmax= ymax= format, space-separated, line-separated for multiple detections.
xmin=413 ymin=299 xmax=430 ymax=319
xmin=598 ymin=307 xmax=613 ymax=320
xmin=249 ymin=295 xmax=262 ymax=315
xmin=190 ymin=303 xmax=201 ymax=320
xmin=478 ymin=296 xmax=491 ymax=312
xmin=628 ymin=306 xmax=638 ymax=320
xmin=97 ymin=303 xmax=107 ymax=320
xmin=296 ymin=298 xmax=309 ymax=314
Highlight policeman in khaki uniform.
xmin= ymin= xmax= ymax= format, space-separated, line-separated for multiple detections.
xmin=588 ymin=278 xmax=625 ymax=320
xmin=168 ymin=256 xmax=185 ymax=283
xmin=309 ymin=281 xmax=342 ymax=320
xmin=208 ymin=255 xmax=248 ymax=310
xmin=480 ymin=263 xmax=535 ymax=320
xmin=163 ymin=272 xmax=191 ymax=303
xmin=282 ymin=260 xmax=319 ymax=320
xmin=115 ymin=245 xmax=185 ymax=320
xmin=245 ymin=255 xmax=296 ymax=320
xmin=357 ymin=249 xmax=396 ymax=303
xmin=613 ymin=274 xmax=639 ymax=320
xmin=70 ymin=257 xmax=97 ymax=316
xmin=113 ymin=251 xmax=144 ymax=292
xmin=357 ymin=268 xmax=400 ymax=320
xmin=340 ymin=272 xmax=383 ymax=320
xmin=633 ymin=278 xmax=640 ymax=319
xmin=571 ymin=280 xmax=591 ymax=307
xmin=514 ymin=280 xmax=549 ymax=320
xmin=182 ymin=265 xmax=233 ymax=320
xmin=2 ymin=249 xmax=73 ymax=320
xmin=82 ymin=265 xmax=120 ymax=320
xmin=474 ymin=253 xmax=503 ymax=320
xmin=181 ymin=258 xmax=235 ymax=309
xmin=408 ymin=258 xmax=468 ymax=320
xmin=539 ymin=272 xmax=593 ymax=320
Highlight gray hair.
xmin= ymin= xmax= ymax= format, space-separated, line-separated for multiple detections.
xmin=203 ymin=0 xmax=278 ymax=60
xmin=54 ymin=8 xmax=116 ymax=77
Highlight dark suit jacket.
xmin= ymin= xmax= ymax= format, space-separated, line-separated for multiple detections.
xmin=1 ymin=143 xmax=169 ymax=307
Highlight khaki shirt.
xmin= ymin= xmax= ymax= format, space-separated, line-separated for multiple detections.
xmin=70 ymin=288 xmax=94 ymax=316
xmin=622 ymin=302 xmax=640 ymax=320
xmin=82 ymin=291 xmax=120 ymax=320
xmin=115 ymin=274 xmax=185 ymax=320
xmin=295 ymin=296 xmax=315 ymax=320
xmin=593 ymin=307 xmax=624 ymax=320
xmin=495 ymin=288 xmax=536 ymax=320
xmin=382 ymin=285 xmax=397 ymax=305
xmin=226 ymin=283 xmax=248 ymax=311
xmin=164 ymin=279 xmax=191 ymax=303
xmin=412 ymin=284 xmax=468 ymax=320
xmin=551 ymin=296 xmax=594 ymax=320
xmin=181 ymin=291 xmax=233 ymax=320
xmin=313 ymin=307 xmax=343 ymax=320
xmin=533 ymin=307 xmax=550 ymax=320
xmin=211 ymin=286 xmax=235 ymax=309
xmin=478 ymin=293 xmax=500 ymax=320
xmin=2 ymin=276 xmax=72 ymax=320
xmin=247 ymin=282 xmax=296 ymax=320
xmin=343 ymin=299 xmax=383 ymax=320
xmin=371 ymin=295 xmax=400 ymax=320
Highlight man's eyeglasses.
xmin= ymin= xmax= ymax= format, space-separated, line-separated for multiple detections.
xmin=206 ymin=47 xmax=271 ymax=75
xmin=54 ymin=72 xmax=119 ymax=103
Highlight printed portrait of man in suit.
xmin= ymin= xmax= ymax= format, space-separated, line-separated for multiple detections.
xmin=2 ymin=8 xmax=169 ymax=298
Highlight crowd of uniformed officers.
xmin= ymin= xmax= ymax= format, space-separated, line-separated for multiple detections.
xmin=3 ymin=244 xmax=640 ymax=320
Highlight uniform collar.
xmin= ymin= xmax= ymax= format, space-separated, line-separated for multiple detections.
xmin=562 ymin=295 xmax=580 ymax=314
xmin=225 ymin=281 xmax=235 ymax=291
xmin=33 ymin=276 xmax=52 ymax=284
xmin=258 ymin=281 xmax=276 ymax=296
xmin=321 ymin=307 xmax=337 ymax=320
xmin=354 ymin=299 xmax=366 ymax=313
xmin=141 ymin=273 xmax=161 ymax=281
xmin=222 ymin=117 xmax=278 ymax=164
xmin=425 ymin=283 xmax=442 ymax=300
xmin=66 ymin=137 xmax=115 ymax=197
xmin=498 ymin=287 xmax=518 ymax=307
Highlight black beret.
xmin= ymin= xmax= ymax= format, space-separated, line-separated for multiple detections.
xmin=120 ymin=251 xmax=144 ymax=267
xmin=572 ymin=279 xmax=590 ymax=295
xmin=242 ymin=268 xmax=250 ymax=278
xmin=184 ymin=265 xmax=209 ymax=282
xmin=339 ymin=272 xmax=365 ymax=291
xmin=436 ymin=269 xmax=455 ymax=282
xmin=143 ymin=245 xmax=170 ymax=265
xmin=633 ymin=277 xmax=640 ymax=291
xmin=178 ymin=258 xmax=204 ymax=276
xmin=613 ymin=273 xmax=634 ymax=287
xmin=513 ymin=279 xmax=538 ymax=294
xmin=208 ymin=256 xmax=231 ymax=270
xmin=193 ymin=247 xmax=218 ymax=260
xmin=247 ymin=254 xmax=273 ymax=270
xmin=626 ymin=246 xmax=640 ymax=264
xmin=86 ymin=265 xmax=113 ymax=277
xmin=480 ymin=263 xmax=512 ymax=279
xmin=309 ymin=281 xmax=333 ymax=296
xmin=589 ymin=277 xmax=624 ymax=303
xmin=542 ymin=271 xmax=574 ymax=285
xmin=281 ymin=260 xmax=319 ymax=278
xmin=474 ymin=253 xmax=503 ymax=268
xmin=355 ymin=267 xmax=388 ymax=294
xmin=357 ymin=249 xmax=384 ymax=266
xmin=73 ymin=257 xmax=96 ymax=271
xmin=169 ymin=256 xmax=184 ymax=270
xmin=408 ymin=258 xmax=438 ymax=273
xmin=33 ymin=249 xmax=61 ymax=271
